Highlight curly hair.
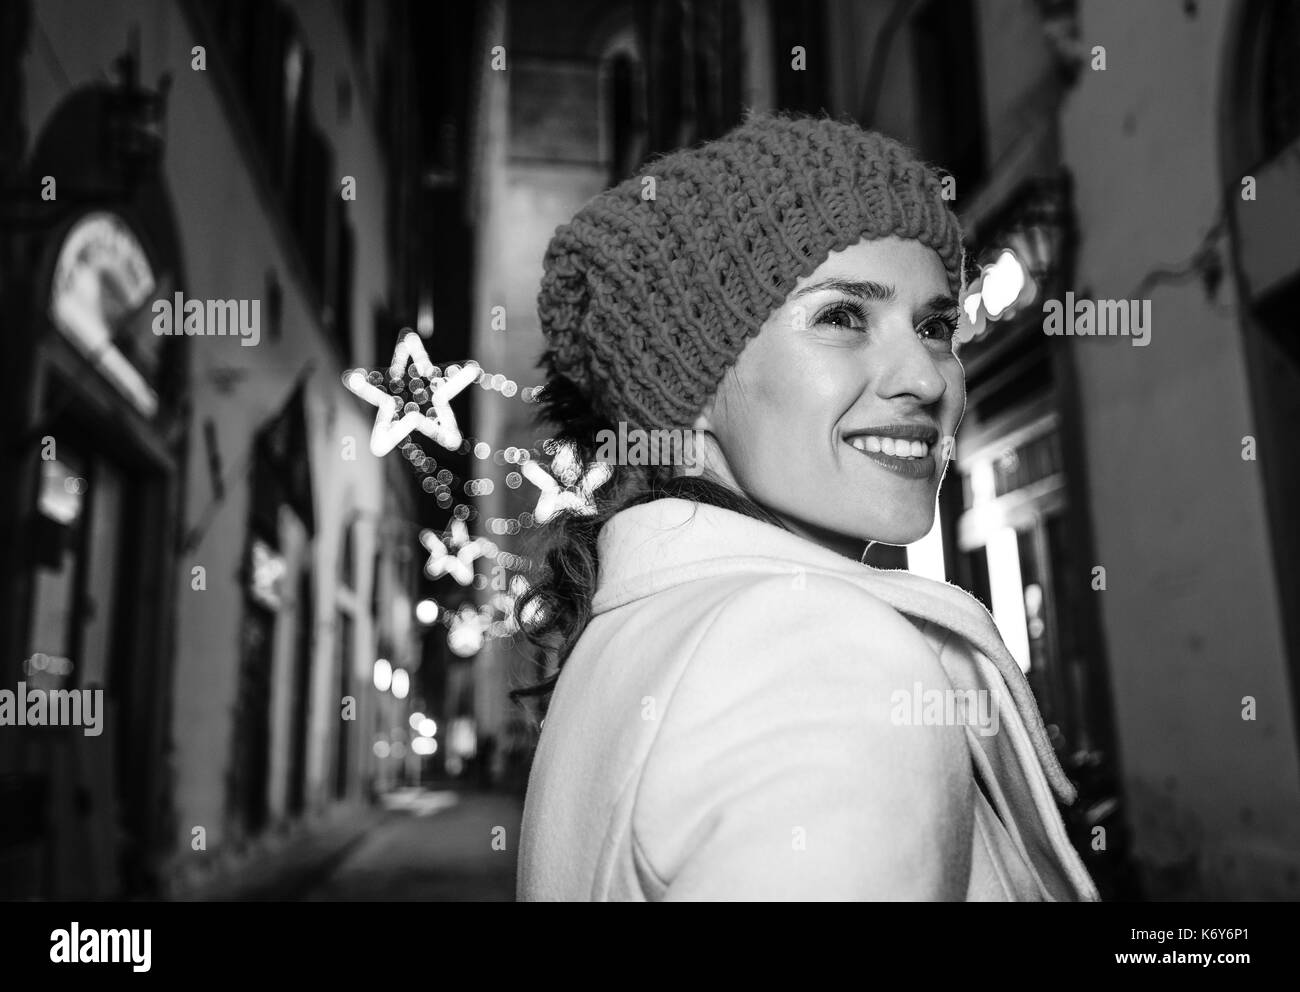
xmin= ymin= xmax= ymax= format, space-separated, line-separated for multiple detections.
xmin=507 ymin=372 xmax=788 ymax=713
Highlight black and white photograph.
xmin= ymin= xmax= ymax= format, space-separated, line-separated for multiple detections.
xmin=0 ymin=0 xmax=1294 ymax=970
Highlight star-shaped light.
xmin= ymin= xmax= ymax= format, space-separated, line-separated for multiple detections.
xmin=492 ymin=574 xmax=535 ymax=633
xmin=423 ymin=362 xmax=479 ymax=449
xmin=388 ymin=329 xmax=436 ymax=380
xmin=448 ymin=518 xmax=471 ymax=549
xmin=420 ymin=526 xmax=485 ymax=586
xmin=343 ymin=331 xmax=480 ymax=456
xmin=522 ymin=443 xmax=612 ymax=523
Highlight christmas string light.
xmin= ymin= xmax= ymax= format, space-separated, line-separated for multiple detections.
xmin=342 ymin=356 xmax=479 ymax=456
xmin=419 ymin=526 xmax=485 ymax=586
xmin=346 ymin=330 xmax=616 ymax=657
xmin=521 ymin=447 xmax=612 ymax=523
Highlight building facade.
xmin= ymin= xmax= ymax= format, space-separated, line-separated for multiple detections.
xmin=0 ymin=0 xmax=430 ymax=898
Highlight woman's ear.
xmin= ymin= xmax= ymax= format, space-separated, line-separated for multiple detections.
xmin=693 ymin=395 xmax=717 ymax=432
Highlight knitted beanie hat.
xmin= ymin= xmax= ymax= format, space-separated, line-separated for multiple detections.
xmin=536 ymin=111 xmax=965 ymax=440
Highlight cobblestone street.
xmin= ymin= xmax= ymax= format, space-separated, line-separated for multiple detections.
xmin=296 ymin=789 xmax=523 ymax=902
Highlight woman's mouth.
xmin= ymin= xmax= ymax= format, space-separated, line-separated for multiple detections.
xmin=843 ymin=431 xmax=938 ymax=480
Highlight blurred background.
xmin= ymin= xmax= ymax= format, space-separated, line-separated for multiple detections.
xmin=1 ymin=0 xmax=1298 ymax=902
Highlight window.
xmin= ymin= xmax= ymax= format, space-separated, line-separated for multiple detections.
xmin=911 ymin=0 xmax=986 ymax=189
xmin=208 ymin=1 xmax=342 ymax=325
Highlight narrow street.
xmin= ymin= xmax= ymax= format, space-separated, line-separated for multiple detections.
xmin=296 ymin=788 xmax=524 ymax=902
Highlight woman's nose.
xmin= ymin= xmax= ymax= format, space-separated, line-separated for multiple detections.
xmin=867 ymin=321 xmax=948 ymax=405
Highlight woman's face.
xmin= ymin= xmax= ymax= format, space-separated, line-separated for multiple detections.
xmin=695 ymin=235 xmax=966 ymax=556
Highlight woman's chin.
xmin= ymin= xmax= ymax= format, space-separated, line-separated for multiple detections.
xmin=849 ymin=513 xmax=935 ymax=548
xmin=776 ymin=504 xmax=935 ymax=554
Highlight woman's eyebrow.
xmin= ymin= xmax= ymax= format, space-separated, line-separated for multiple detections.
xmin=789 ymin=278 xmax=896 ymax=303
xmin=918 ymin=293 xmax=960 ymax=314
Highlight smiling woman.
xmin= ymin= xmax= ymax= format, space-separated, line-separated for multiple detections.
xmin=511 ymin=111 xmax=1099 ymax=902
xmin=692 ymin=236 xmax=964 ymax=552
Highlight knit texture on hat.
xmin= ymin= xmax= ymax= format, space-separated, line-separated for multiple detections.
xmin=536 ymin=111 xmax=965 ymax=439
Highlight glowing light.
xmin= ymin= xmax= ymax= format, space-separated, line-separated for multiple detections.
xmin=411 ymin=736 xmax=437 ymax=756
xmin=449 ymin=519 xmax=470 ymax=547
xmin=423 ymin=362 xmax=479 ymax=449
xmin=249 ymin=540 xmax=287 ymax=610
xmin=391 ymin=668 xmax=410 ymax=699
xmin=418 ymin=718 xmax=437 ymax=738
xmin=373 ymin=740 xmax=391 ymax=758
xmin=344 ymin=332 xmax=479 ymax=455
xmin=986 ymin=526 xmax=1032 ymax=673
xmin=980 ymin=250 xmax=1026 ymax=319
xmin=49 ymin=213 xmax=160 ymax=417
xmin=409 ymin=711 xmax=425 ymax=730
xmin=449 ymin=717 xmax=477 ymax=758
xmin=448 ymin=606 xmax=488 ymax=657
xmin=492 ymin=575 xmax=534 ymax=634
xmin=415 ymin=598 xmax=439 ymax=624
xmin=344 ymin=370 xmax=426 ymax=457
xmin=906 ymin=509 xmax=947 ymax=582
xmin=969 ymin=460 xmax=997 ymax=506
xmin=388 ymin=329 xmax=436 ymax=380
xmin=523 ymin=451 xmax=612 ymax=523
xmin=373 ymin=658 xmax=393 ymax=692
xmin=420 ymin=527 xmax=484 ymax=586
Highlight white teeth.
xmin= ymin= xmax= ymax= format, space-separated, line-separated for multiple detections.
xmin=846 ymin=436 xmax=931 ymax=458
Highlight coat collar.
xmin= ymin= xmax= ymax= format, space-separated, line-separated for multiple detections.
xmin=594 ymin=497 xmax=1078 ymax=806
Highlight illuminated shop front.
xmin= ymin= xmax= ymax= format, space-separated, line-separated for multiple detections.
xmin=940 ymin=176 xmax=1135 ymax=897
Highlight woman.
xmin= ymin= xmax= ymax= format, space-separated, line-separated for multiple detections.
xmin=512 ymin=112 xmax=1100 ymax=902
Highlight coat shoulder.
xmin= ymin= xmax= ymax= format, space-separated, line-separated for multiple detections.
xmin=702 ymin=569 xmax=938 ymax=653
xmin=629 ymin=570 xmax=973 ymax=898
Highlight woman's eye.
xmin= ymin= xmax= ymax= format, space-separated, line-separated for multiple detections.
xmin=814 ymin=304 xmax=867 ymax=329
xmin=918 ymin=315 xmax=958 ymax=345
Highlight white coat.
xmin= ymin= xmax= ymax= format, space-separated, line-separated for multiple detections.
xmin=516 ymin=497 xmax=1100 ymax=901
